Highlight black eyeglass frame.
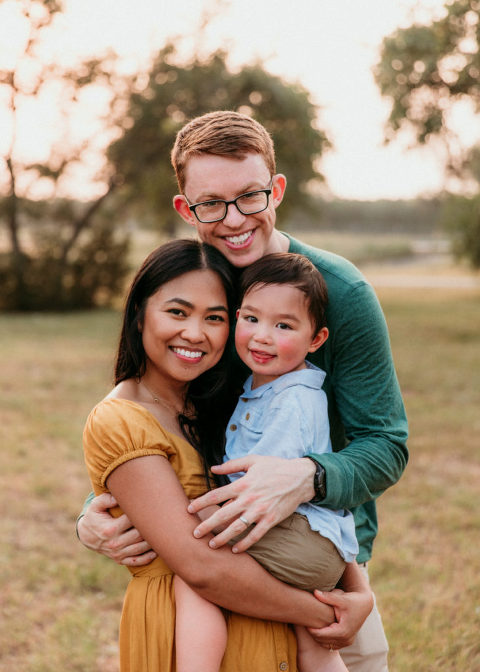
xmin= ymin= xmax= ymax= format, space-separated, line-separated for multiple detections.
xmin=186 ymin=181 xmax=273 ymax=224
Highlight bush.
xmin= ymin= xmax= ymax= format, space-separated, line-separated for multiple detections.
xmin=441 ymin=195 xmax=480 ymax=270
xmin=0 ymin=224 xmax=130 ymax=311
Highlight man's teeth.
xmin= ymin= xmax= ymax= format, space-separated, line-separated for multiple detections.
xmin=225 ymin=231 xmax=252 ymax=245
xmin=172 ymin=348 xmax=203 ymax=358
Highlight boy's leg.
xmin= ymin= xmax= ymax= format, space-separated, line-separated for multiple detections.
xmin=174 ymin=575 xmax=227 ymax=672
xmin=295 ymin=625 xmax=348 ymax=672
xmin=339 ymin=564 xmax=389 ymax=672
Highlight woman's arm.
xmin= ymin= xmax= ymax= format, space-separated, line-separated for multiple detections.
xmin=107 ymin=453 xmax=336 ymax=629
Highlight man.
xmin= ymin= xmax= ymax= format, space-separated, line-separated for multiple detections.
xmin=78 ymin=110 xmax=408 ymax=671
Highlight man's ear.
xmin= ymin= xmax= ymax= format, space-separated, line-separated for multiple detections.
xmin=308 ymin=327 xmax=329 ymax=353
xmin=271 ymin=174 xmax=287 ymax=209
xmin=173 ymin=195 xmax=196 ymax=227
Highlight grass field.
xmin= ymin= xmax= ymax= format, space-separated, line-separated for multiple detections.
xmin=1 ymin=247 xmax=479 ymax=671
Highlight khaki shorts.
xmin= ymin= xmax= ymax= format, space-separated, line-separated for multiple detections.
xmin=232 ymin=512 xmax=346 ymax=592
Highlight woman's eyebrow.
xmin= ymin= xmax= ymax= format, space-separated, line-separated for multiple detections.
xmin=166 ymin=298 xmax=228 ymax=312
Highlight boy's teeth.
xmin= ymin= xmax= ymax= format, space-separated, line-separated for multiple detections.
xmin=226 ymin=231 xmax=251 ymax=245
xmin=173 ymin=348 xmax=203 ymax=358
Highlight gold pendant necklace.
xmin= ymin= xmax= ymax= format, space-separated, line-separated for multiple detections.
xmin=139 ymin=379 xmax=184 ymax=416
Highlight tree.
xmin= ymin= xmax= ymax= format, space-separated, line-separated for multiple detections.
xmin=0 ymin=0 xmax=130 ymax=310
xmin=107 ymin=43 xmax=330 ymax=235
xmin=374 ymin=0 xmax=480 ymax=267
xmin=1 ymin=3 xmax=331 ymax=310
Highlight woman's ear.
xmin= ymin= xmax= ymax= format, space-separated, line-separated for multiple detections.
xmin=308 ymin=327 xmax=329 ymax=353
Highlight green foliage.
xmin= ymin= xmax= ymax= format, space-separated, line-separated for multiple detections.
xmin=441 ymin=193 xmax=480 ymax=267
xmin=0 ymin=1 xmax=131 ymax=311
xmin=0 ymin=220 xmax=130 ymax=311
xmin=374 ymin=0 xmax=480 ymax=148
xmin=374 ymin=0 xmax=480 ymax=267
xmin=317 ymin=198 xmax=442 ymax=234
xmin=108 ymin=43 xmax=329 ymax=230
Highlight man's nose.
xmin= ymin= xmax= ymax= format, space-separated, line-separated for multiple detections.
xmin=222 ymin=202 xmax=246 ymax=228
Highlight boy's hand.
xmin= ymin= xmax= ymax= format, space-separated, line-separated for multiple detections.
xmin=187 ymin=455 xmax=315 ymax=552
xmin=77 ymin=493 xmax=157 ymax=566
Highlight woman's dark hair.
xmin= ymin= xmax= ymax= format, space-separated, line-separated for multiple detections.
xmin=115 ymin=238 xmax=239 ymax=487
xmin=239 ymin=252 xmax=328 ymax=333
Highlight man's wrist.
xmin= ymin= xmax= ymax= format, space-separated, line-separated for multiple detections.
xmin=305 ymin=456 xmax=326 ymax=502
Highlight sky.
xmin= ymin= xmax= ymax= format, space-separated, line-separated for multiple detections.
xmin=0 ymin=0 xmax=463 ymax=201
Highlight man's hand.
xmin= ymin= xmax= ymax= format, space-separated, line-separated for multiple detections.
xmin=307 ymin=587 xmax=374 ymax=649
xmin=187 ymin=455 xmax=316 ymax=552
xmin=77 ymin=493 xmax=157 ymax=567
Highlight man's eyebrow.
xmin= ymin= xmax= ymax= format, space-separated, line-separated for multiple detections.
xmin=192 ymin=182 xmax=268 ymax=202
xmin=166 ymin=298 xmax=228 ymax=312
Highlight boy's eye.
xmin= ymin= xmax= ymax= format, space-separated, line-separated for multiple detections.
xmin=277 ymin=322 xmax=291 ymax=330
xmin=244 ymin=315 xmax=258 ymax=323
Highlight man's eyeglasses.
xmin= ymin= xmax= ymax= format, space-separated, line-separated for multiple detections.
xmin=186 ymin=181 xmax=273 ymax=224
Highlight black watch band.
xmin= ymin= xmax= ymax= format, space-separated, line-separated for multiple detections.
xmin=306 ymin=456 xmax=326 ymax=501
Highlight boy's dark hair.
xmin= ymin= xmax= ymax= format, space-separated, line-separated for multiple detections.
xmin=239 ymin=252 xmax=328 ymax=333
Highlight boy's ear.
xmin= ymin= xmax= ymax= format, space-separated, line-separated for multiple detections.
xmin=308 ymin=327 xmax=329 ymax=353
xmin=235 ymin=308 xmax=240 ymax=319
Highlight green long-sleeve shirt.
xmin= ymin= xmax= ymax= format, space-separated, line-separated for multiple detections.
xmin=286 ymin=234 xmax=409 ymax=562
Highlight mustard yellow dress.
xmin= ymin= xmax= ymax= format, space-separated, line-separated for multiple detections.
xmin=83 ymin=398 xmax=298 ymax=672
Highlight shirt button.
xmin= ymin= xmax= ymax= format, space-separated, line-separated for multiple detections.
xmin=245 ymin=413 xmax=250 ymax=420
xmin=279 ymin=663 xmax=288 ymax=671
xmin=229 ymin=424 xmax=237 ymax=431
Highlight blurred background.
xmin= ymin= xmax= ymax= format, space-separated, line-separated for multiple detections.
xmin=1 ymin=1 xmax=479 ymax=670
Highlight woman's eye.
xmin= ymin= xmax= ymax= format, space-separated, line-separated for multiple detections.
xmin=167 ymin=308 xmax=185 ymax=316
xmin=207 ymin=314 xmax=226 ymax=322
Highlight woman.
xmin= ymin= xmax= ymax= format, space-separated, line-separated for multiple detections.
xmin=83 ymin=239 xmax=370 ymax=671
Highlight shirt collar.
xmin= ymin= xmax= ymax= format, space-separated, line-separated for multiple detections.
xmin=241 ymin=361 xmax=326 ymax=399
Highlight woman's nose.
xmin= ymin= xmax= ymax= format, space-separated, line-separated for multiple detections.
xmin=181 ymin=318 xmax=204 ymax=342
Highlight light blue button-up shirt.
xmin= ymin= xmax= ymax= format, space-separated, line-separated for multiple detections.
xmin=225 ymin=362 xmax=358 ymax=563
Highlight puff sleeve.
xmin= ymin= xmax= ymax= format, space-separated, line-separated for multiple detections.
xmin=83 ymin=398 xmax=174 ymax=494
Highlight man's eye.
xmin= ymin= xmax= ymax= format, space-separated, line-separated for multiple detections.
xmin=203 ymin=200 xmax=222 ymax=208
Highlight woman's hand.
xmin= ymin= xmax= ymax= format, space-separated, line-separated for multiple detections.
xmin=77 ymin=493 xmax=157 ymax=566
xmin=187 ymin=455 xmax=316 ymax=552
xmin=307 ymin=563 xmax=374 ymax=650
